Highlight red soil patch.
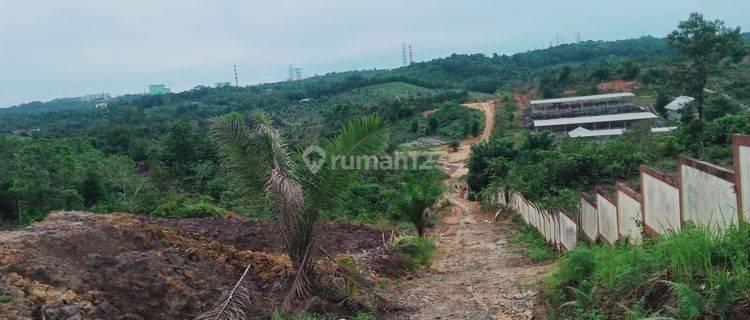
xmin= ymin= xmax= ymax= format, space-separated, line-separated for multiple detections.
xmin=143 ymin=216 xmax=387 ymax=255
xmin=597 ymin=79 xmax=641 ymax=92
xmin=0 ymin=212 xmax=395 ymax=319
xmin=422 ymin=109 xmax=439 ymax=118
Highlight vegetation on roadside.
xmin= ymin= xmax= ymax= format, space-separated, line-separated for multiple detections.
xmin=507 ymin=215 xmax=558 ymax=262
xmin=543 ymin=222 xmax=750 ymax=319
xmin=388 ymin=235 xmax=438 ymax=269
xmin=397 ymin=169 xmax=445 ymax=237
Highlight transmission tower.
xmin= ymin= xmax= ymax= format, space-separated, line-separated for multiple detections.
xmin=401 ymin=42 xmax=408 ymax=66
xmin=233 ymin=65 xmax=239 ymax=86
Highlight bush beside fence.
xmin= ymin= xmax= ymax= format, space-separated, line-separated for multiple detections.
xmin=501 ymin=134 xmax=750 ymax=252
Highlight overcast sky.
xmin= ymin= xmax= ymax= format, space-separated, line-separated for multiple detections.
xmin=0 ymin=0 xmax=748 ymax=107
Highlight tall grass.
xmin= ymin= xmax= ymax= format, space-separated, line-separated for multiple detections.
xmin=543 ymin=222 xmax=750 ymax=319
xmin=507 ymin=215 xmax=558 ymax=262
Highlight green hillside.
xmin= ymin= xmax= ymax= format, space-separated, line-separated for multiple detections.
xmin=0 ymin=30 xmax=748 ymax=227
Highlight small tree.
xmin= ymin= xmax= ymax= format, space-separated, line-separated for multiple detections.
xmin=667 ymin=12 xmax=746 ymax=120
xmin=592 ymin=61 xmax=611 ymax=81
xmin=448 ymin=139 xmax=460 ymax=152
xmin=398 ymin=169 xmax=445 ymax=237
xmin=470 ymin=119 xmax=481 ymax=137
xmin=208 ymin=109 xmax=387 ymax=316
xmin=410 ymin=118 xmax=420 ymax=133
xmin=427 ymin=117 xmax=439 ymax=135
xmin=622 ymin=60 xmax=640 ymax=80
xmin=654 ymin=91 xmax=670 ymax=116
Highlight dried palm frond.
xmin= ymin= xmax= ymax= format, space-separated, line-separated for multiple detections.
xmin=279 ymin=249 xmax=313 ymax=314
xmin=194 ymin=263 xmax=253 ymax=320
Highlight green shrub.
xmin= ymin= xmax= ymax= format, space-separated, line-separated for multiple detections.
xmin=388 ymin=235 xmax=437 ymax=269
xmin=543 ymin=222 xmax=750 ymax=319
xmin=507 ymin=215 xmax=557 ymax=262
xmin=151 ymin=195 xmax=227 ymax=218
xmin=354 ymin=312 xmax=375 ymax=320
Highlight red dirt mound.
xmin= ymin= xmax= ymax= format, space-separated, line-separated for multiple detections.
xmin=142 ymin=216 xmax=387 ymax=254
xmin=0 ymin=212 xmax=401 ymax=319
xmin=0 ymin=211 xmax=291 ymax=319
xmin=597 ymin=79 xmax=641 ymax=92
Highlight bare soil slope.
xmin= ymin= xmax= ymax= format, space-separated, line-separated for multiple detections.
xmin=0 ymin=212 xmax=389 ymax=319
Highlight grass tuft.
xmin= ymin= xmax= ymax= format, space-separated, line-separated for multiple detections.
xmin=387 ymin=235 xmax=437 ymax=269
xmin=543 ymin=222 xmax=750 ymax=319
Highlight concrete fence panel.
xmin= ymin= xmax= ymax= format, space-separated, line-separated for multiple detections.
xmin=679 ymin=156 xmax=737 ymax=230
xmin=553 ymin=211 xmax=560 ymax=248
xmin=535 ymin=207 xmax=542 ymax=238
xmin=580 ymin=193 xmax=598 ymax=242
xmin=596 ymin=187 xmax=619 ymax=244
xmin=542 ymin=210 xmax=549 ymax=242
xmin=641 ymin=165 xmax=681 ymax=235
xmin=734 ymin=135 xmax=750 ymax=221
xmin=498 ymin=189 xmax=507 ymax=206
xmin=616 ymin=182 xmax=643 ymax=244
xmin=559 ymin=209 xmax=578 ymax=251
xmin=549 ymin=211 xmax=555 ymax=246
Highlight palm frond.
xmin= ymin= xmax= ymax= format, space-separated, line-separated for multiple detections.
xmin=251 ymin=108 xmax=298 ymax=181
xmin=663 ymin=280 xmax=704 ymax=320
xmin=211 ymin=116 xmax=273 ymax=210
xmin=304 ymin=115 xmax=388 ymax=215
xmin=279 ymin=249 xmax=313 ymax=314
xmin=194 ymin=264 xmax=253 ymax=320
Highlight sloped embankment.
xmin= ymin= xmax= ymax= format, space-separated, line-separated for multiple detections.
xmin=0 ymin=212 xmax=391 ymax=319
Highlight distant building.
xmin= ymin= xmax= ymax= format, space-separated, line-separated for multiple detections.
xmin=567 ymin=126 xmax=677 ymax=139
xmin=664 ymin=96 xmax=695 ymax=120
xmin=528 ymin=92 xmax=665 ymax=138
xmin=148 ymin=84 xmax=171 ymax=94
xmin=534 ymin=112 xmax=658 ymax=133
xmin=95 ymin=103 xmax=108 ymax=109
xmin=530 ymin=93 xmax=636 ymax=113
xmin=79 ymin=93 xmax=111 ymax=102
xmin=214 ymin=82 xmax=231 ymax=88
xmin=567 ymin=127 xmax=624 ymax=138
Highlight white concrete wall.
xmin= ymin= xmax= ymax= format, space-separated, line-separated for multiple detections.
xmin=617 ymin=190 xmax=643 ymax=244
xmin=597 ymin=194 xmax=619 ymax=244
xmin=552 ymin=213 xmax=559 ymax=247
xmin=739 ymin=145 xmax=750 ymax=221
xmin=681 ymin=165 xmax=737 ymax=229
xmin=554 ymin=213 xmax=561 ymax=249
xmin=559 ymin=212 xmax=578 ymax=250
xmin=642 ymin=174 xmax=681 ymax=234
xmin=581 ymin=197 xmax=598 ymax=242
xmin=542 ymin=211 xmax=549 ymax=241
xmin=498 ymin=190 xmax=507 ymax=206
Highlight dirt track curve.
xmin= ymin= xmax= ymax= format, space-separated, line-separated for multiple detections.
xmin=386 ymin=99 xmax=553 ymax=320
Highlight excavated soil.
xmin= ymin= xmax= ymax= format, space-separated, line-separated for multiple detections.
xmin=0 ymin=212 xmax=391 ymax=319
xmin=597 ymin=79 xmax=641 ymax=92
xmin=143 ymin=216 xmax=386 ymax=254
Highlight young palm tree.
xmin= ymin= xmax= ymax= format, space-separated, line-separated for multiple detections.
xmin=398 ymin=169 xmax=445 ymax=237
xmin=204 ymin=109 xmax=387 ymax=317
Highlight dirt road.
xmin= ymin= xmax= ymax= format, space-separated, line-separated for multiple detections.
xmin=443 ymin=100 xmax=495 ymax=164
xmin=387 ymin=99 xmax=552 ymax=319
